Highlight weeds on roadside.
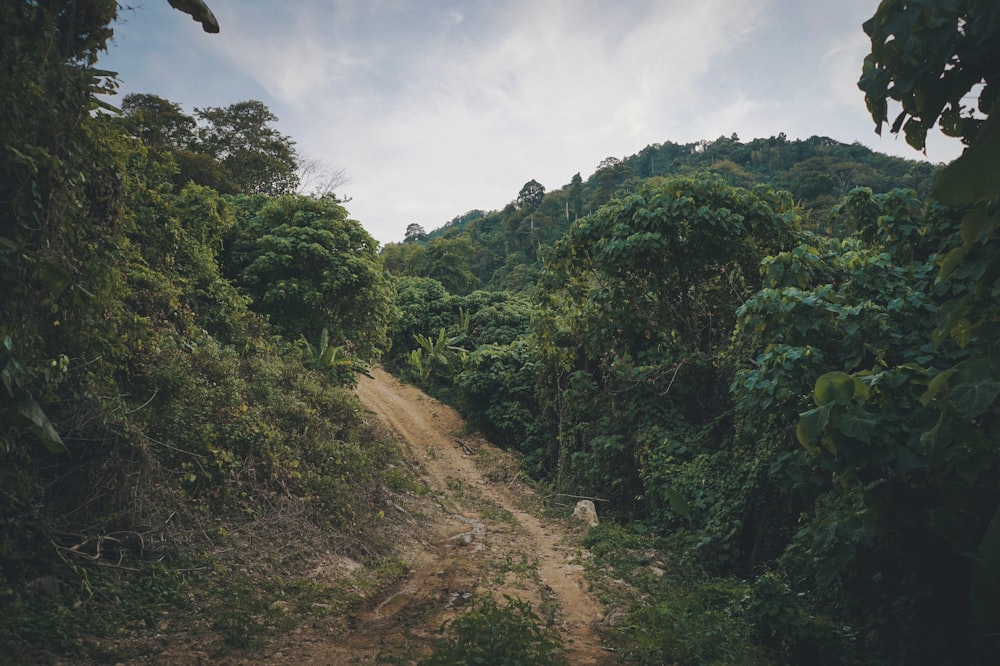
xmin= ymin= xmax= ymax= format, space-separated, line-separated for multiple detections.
xmin=420 ymin=593 xmax=566 ymax=666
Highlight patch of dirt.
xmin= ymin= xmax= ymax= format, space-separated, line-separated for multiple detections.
xmin=339 ymin=367 xmax=613 ymax=665
xmin=80 ymin=369 xmax=612 ymax=664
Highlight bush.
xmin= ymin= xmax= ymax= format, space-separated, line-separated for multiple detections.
xmin=420 ymin=594 xmax=566 ymax=666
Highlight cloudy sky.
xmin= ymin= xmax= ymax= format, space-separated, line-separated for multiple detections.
xmin=100 ymin=0 xmax=963 ymax=244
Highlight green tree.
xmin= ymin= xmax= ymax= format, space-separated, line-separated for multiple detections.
xmin=195 ymin=100 xmax=299 ymax=195
xmin=227 ymin=195 xmax=395 ymax=360
xmin=379 ymin=239 xmax=427 ymax=276
xmin=589 ymin=155 xmax=631 ymax=208
xmin=410 ymin=234 xmax=480 ymax=295
xmin=567 ymin=172 xmax=584 ymax=219
xmin=119 ymin=92 xmax=196 ymax=150
xmin=859 ymin=0 xmax=999 ymax=152
xmin=404 ymin=222 xmax=428 ymax=243
xmin=803 ymin=0 xmax=1000 ymax=654
xmin=730 ymin=185 xmax=1000 ymax=662
xmin=860 ymin=0 xmax=999 ymax=359
xmin=535 ymin=175 xmax=801 ymax=501
xmin=0 ymin=4 xmax=404 ymax=660
xmin=516 ymin=179 xmax=545 ymax=210
xmin=384 ymin=276 xmax=455 ymax=370
xmin=117 ymin=92 xmax=238 ymax=192
xmin=1 ymin=0 xmax=121 ymax=456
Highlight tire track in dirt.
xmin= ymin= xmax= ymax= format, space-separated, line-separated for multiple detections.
xmin=354 ymin=367 xmax=610 ymax=665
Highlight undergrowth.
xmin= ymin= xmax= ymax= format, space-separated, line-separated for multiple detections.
xmin=581 ymin=522 xmax=854 ymax=665
xmin=0 ymin=508 xmax=407 ymax=663
xmin=419 ymin=593 xmax=567 ymax=666
xmin=0 ymin=339 xmax=402 ymax=661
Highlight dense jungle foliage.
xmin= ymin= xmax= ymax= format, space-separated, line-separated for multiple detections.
xmin=1 ymin=1 xmax=399 ymax=658
xmin=384 ymin=1 xmax=1000 ymax=663
xmin=379 ymin=133 xmax=942 ymax=295
xmin=3 ymin=0 xmax=998 ymax=664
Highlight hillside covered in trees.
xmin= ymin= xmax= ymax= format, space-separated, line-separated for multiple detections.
xmin=3 ymin=1 xmax=999 ymax=664
xmin=381 ymin=132 xmax=943 ymax=294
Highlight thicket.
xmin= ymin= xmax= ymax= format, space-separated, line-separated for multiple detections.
xmin=1 ymin=2 xmax=398 ymax=659
xmin=396 ymin=184 xmax=998 ymax=664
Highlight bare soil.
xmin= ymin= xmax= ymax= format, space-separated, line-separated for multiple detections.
xmin=75 ymin=368 xmax=612 ymax=665
xmin=343 ymin=367 xmax=613 ymax=665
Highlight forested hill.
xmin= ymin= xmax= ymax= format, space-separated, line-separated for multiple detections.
xmin=380 ymin=134 xmax=942 ymax=292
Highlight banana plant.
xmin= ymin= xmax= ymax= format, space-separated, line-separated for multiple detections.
xmin=409 ymin=320 xmax=470 ymax=383
xmin=304 ymin=328 xmax=372 ymax=382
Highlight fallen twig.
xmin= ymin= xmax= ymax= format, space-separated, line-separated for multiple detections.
xmin=542 ymin=492 xmax=610 ymax=502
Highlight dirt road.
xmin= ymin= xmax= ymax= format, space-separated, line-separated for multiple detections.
xmin=78 ymin=369 xmax=612 ymax=665
xmin=345 ymin=367 xmax=611 ymax=664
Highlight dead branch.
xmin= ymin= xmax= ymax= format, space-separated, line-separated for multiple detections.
xmin=542 ymin=493 xmax=610 ymax=502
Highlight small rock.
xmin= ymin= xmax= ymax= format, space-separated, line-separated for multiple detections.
xmin=26 ymin=575 xmax=61 ymax=600
xmin=572 ymin=500 xmax=599 ymax=527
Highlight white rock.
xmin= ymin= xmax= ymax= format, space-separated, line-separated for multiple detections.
xmin=572 ymin=500 xmax=599 ymax=527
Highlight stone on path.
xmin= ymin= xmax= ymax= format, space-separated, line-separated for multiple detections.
xmin=572 ymin=500 xmax=599 ymax=527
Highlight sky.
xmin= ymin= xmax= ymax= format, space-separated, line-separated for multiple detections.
xmin=100 ymin=0 xmax=965 ymax=245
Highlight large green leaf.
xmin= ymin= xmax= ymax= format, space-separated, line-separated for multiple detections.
xmin=950 ymin=379 xmax=1000 ymax=418
xmin=839 ymin=413 xmax=876 ymax=443
xmin=959 ymin=204 xmax=992 ymax=247
xmin=814 ymin=371 xmax=868 ymax=406
xmin=17 ymin=399 xmax=68 ymax=454
xmin=796 ymin=405 xmax=830 ymax=453
xmin=933 ymin=113 xmax=1000 ymax=206
xmin=664 ymin=487 xmax=691 ymax=519
xmin=950 ymin=359 xmax=1000 ymax=418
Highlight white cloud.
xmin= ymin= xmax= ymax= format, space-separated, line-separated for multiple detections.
xmin=101 ymin=0 xmax=962 ymax=244
xmin=822 ymin=31 xmax=871 ymax=114
xmin=312 ymin=0 xmax=771 ymax=239
xmin=205 ymin=6 xmax=364 ymax=104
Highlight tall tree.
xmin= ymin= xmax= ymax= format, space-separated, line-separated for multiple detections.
xmin=590 ymin=156 xmax=631 ymax=208
xmin=227 ymin=195 xmax=396 ymax=359
xmin=516 ymin=179 xmax=545 ymax=210
xmin=1 ymin=0 xmax=120 ymax=454
xmin=119 ymin=92 xmax=196 ymax=150
xmin=404 ymin=222 xmax=428 ymax=243
xmin=536 ymin=174 xmax=801 ymax=499
xmin=567 ymin=172 xmax=584 ymax=220
xmin=195 ymin=100 xmax=299 ymax=195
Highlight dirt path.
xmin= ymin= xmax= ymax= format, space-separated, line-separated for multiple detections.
xmin=341 ymin=367 xmax=611 ymax=664
xmin=87 ymin=368 xmax=612 ymax=665
xmin=67 ymin=367 xmax=615 ymax=665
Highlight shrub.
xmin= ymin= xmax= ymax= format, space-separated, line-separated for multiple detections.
xmin=420 ymin=594 xmax=566 ymax=666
